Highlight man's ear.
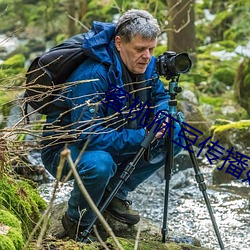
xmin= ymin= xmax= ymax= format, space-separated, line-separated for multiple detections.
xmin=115 ymin=36 xmax=122 ymax=51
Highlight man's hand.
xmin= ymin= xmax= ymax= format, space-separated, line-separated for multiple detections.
xmin=155 ymin=116 xmax=169 ymax=140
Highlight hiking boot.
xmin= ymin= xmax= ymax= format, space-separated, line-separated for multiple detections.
xmin=61 ymin=213 xmax=97 ymax=243
xmin=105 ymin=196 xmax=140 ymax=225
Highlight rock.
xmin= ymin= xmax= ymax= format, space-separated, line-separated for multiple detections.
xmin=179 ymin=100 xmax=211 ymax=144
xmin=221 ymin=105 xmax=237 ymax=116
xmin=211 ymin=120 xmax=250 ymax=154
xmin=181 ymin=89 xmax=199 ymax=105
xmin=44 ymin=201 xmax=212 ymax=250
xmin=199 ymin=103 xmax=213 ymax=117
xmin=170 ymin=168 xmax=194 ymax=189
xmin=212 ymin=162 xmax=237 ymax=184
xmin=213 ymin=160 xmax=250 ymax=184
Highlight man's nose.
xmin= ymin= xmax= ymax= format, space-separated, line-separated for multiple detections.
xmin=142 ymin=49 xmax=151 ymax=59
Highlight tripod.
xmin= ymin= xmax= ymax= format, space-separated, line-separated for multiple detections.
xmin=161 ymin=77 xmax=225 ymax=249
xmin=82 ymin=77 xmax=225 ymax=250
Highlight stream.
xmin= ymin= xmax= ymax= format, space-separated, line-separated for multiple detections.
xmin=38 ymin=154 xmax=250 ymax=250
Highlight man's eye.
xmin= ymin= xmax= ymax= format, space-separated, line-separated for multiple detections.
xmin=136 ymin=48 xmax=144 ymax=52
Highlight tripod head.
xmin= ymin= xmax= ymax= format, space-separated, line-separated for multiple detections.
xmin=168 ymin=76 xmax=182 ymax=100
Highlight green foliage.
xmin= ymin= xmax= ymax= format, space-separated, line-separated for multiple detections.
xmin=196 ymin=0 xmax=250 ymax=47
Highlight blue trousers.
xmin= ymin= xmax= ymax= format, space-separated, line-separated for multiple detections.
xmin=41 ymin=138 xmax=184 ymax=226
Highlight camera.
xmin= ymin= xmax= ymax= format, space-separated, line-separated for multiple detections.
xmin=156 ymin=51 xmax=192 ymax=79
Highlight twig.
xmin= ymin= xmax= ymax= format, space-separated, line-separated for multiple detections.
xmin=68 ymin=14 xmax=89 ymax=31
xmin=134 ymin=220 xmax=142 ymax=250
xmin=93 ymin=225 xmax=110 ymax=250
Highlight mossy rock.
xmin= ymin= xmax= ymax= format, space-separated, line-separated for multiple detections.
xmin=0 ymin=174 xmax=47 ymax=239
xmin=42 ymin=202 xmax=211 ymax=250
xmin=211 ymin=120 xmax=250 ymax=153
xmin=199 ymin=92 xmax=248 ymax=122
xmin=106 ymin=237 xmax=210 ymax=250
xmin=213 ymin=67 xmax=235 ymax=86
xmin=0 ymin=209 xmax=24 ymax=250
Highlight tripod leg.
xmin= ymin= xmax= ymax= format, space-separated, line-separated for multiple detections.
xmin=162 ymin=119 xmax=175 ymax=243
xmin=181 ymin=123 xmax=225 ymax=250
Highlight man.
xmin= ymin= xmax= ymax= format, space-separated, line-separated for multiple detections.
xmin=41 ymin=9 xmax=184 ymax=241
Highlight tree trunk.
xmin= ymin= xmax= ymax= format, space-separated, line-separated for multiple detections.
xmin=67 ymin=0 xmax=76 ymax=36
xmin=167 ymin=0 xmax=196 ymax=63
xmin=78 ymin=0 xmax=88 ymax=20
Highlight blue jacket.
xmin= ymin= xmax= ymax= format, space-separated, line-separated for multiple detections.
xmin=44 ymin=21 xmax=171 ymax=156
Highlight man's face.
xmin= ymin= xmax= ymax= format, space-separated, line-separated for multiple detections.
xmin=115 ymin=35 xmax=157 ymax=74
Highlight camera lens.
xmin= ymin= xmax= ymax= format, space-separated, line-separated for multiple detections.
xmin=174 ymin=53 xmax=192 ymax=73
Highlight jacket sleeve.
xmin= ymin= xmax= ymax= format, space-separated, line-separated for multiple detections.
xmin=65 ymin=60 xmax=146 ymax=156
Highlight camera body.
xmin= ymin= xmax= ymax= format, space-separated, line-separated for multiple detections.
xmin=156 ymin=51 xmax=192 ymax=79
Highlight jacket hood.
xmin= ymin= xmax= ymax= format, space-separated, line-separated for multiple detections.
xmin=82 ymin=21 xmax=116 ymax=65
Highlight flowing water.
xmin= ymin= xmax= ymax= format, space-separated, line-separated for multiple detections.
xmin=38 ymin=157 xmax=250 ymax=250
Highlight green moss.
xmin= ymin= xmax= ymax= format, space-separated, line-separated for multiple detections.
xmin=0 ymin=235 xmax=16 ymax=250
xmin=199 ymin=95 xmax=224 ymax=107
xmin=0 ymin=175 xmax=47 ymax=239
xmin=1 ymin=54 xmax=25 ymax=69
xmin=106 ymin=237 xmax=208 ymax=250
xmin=0 ymin=54 xmax=26 ymax=86
xmin=213 ymin=120 xmax=250 ymax=133
xmin=213 ymin=67 xmax=235 ymax=86
xmin=0 ymin=209 xmax=24 ymax=249
xmin=217 ymin=40 xmax=237 ymax=51
xmin=211 ymin=120 xmax=250 ymax=152
xmin=7 ymin=228 xmax=24 ymax=249
xmin=0 ymin=209 xmax=21 ymax=229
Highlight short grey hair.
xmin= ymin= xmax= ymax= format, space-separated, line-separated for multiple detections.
xmin=115 ymin=9 xmax=160 ymax=43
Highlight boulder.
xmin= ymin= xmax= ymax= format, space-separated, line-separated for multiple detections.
xmin=211 ymin=120 xmax=250 ymax=154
